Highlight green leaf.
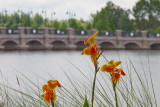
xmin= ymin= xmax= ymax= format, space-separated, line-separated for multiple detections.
xmin=83 ymin=97 xmax=89 ymax=107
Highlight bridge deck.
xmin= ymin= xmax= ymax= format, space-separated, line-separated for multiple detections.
xmin=0 ymin=27 xmax=160 ymax=50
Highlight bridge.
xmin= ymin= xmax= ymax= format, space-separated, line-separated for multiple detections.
xmin=0 ymin=27 xmax=160 ymax=50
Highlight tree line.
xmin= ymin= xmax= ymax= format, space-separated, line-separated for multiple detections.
xmin=0 ymin=0 xmax=160 ymax=32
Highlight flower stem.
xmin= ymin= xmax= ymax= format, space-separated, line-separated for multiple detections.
xmin=91 ymin=65 xmax=98 ymax=107
xmin=50 ymin=97 xmax=54 ymax=107
xmin=113 ymin=82 xmax=118 ymax=107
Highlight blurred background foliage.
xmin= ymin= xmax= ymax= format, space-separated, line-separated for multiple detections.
xmin=0 ymin=0 xmax=160 ymax=32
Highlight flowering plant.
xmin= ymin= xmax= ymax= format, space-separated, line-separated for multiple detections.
xmin=41 ymin=80 xmax=61 ymax=107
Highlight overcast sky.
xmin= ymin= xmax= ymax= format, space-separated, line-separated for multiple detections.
xmin=0 ymin=0 xmax=139 ymax=20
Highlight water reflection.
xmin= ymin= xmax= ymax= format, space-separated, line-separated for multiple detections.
xmin=0 ymin=50 xmax=159 ymax=105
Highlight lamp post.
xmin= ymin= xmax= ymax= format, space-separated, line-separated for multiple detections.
xmin=51 ymin=11 xmax=56 ymax=27
xmin=66 ymin=11 xmax=70 ymax=19
xmin=1 ymin=10 xmax=6 ymax=27
xmin=42 ymin=10 xmax=46 ymax=27
xmin=18 ymin=9 xmax=22 ymax=27
xmin=88 ymin=13 xmax=93 ymax=30
xmin=1 ymin=10 xmax=8 ymax=27
xmin=1 ymin=10 xmax=3 ymax=27
xmin=29 ymin=10 xmax=33 ymax=18
xmin=4 ymin=10 xmax=7 ymax=27
xmin=66 ymin=11 xmax=76 ymax=19
xmin=29 ymin=10 xmax=33 ymax=27
xmin=4 ymin=10 xmax=7 ymax=14
xmin=66 ymin=11 xmax=76 ymax=27
xmin=8 ymin=10 xmax=12 ymax=27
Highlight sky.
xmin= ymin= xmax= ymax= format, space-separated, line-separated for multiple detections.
xmin=0 ymin=0 xmax=139 ymax=20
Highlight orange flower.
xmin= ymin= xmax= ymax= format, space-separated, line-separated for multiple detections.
xmin=42 ymin=84 xmax=53 ymax=93
xmin=47 ymin=80 xmax=61 ymax=90
xmin=82 ymin=31 xmax=99 ymax=57
xmin=82 ymin=31 xmax=100 ymax=66
xmin=82 ymin=45 xmax=99 ymax=66
xmin=82 ymin=46 xmax=99 ymax=57
xmin=101 ymin=60 xmax=125 ymax=83
xmin=114 ymin=68 xmax=125 ymax=82
xmin=41 ymin=90 xmax=57 ymax=104
xmin=41 ymin=80 xmax=61 ymax=104
xmin=84 ymin=31 xmax=99 ymax=45
xmin=101 ymin=60 xmax=121 ymax=73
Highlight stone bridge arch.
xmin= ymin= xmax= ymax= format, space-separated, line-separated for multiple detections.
xmin=26 ymin=39 xmax=43 ymax=45
xmin=26 ymin=40 xmax=44 ymax=49
xmin=123 ymin=41 xmax=141 ymax=50
xmin=1 ymin=40 xmax=19 ymax=49
xmin=74 ymin=41 xmax=89 ymax=50
xmin=149 ymin=42 xmax=160 ymax=50
xmin=50 ymin=40 xmax=68 ymax=50
xmin=50 ymin=39 xmax=68 ymax=44
xmin=1 ymin=39 xmax=19 ymax=46
xmin=98 ymin=41 xmax=117 ymax=50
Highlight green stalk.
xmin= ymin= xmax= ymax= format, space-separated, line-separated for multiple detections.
xmin=113 ymin=82 xmax=118 ymax=107
xmin=91 ymin=65 xmax=98 ymax=107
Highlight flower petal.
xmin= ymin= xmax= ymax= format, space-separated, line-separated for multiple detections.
xmin=90 ymin=47 xmax=97 ymax=55
xmin=54 ymin=80 xmax=61 ymax=88
xmin=115 ymin=73 xmax=120 ymax=82
xmin=121 ymin=69 xmax=125 ymax=76
xmin=95 ymin=45 xmax=99 ymax=51
xmin=87 ymin=31 xmax=99 ymax=45
xmin=108 ymin=60 xmax=114 ymax=65
xmin=52 ymin=91 xmax=57 ymax=102
xmin=84 ymin=39 xmax=88 ymax=45
xmin=47 ymin=80 xmax=57 ymax=90
xmin=47 ymin=80 xmax=61 ymax=90
xmin=83 ymin=46 xmax=91 ymax=55
xmin=114 ymin=61 xmax=122 ymax=67
xmin=101 ymin=64 xmax=107 ymax=72
xmin=43 ymin=92 xmax=51 ymax=104
xmin=42 ymin=84 xmax=48 ymax=92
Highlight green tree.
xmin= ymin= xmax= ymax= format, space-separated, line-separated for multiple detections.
xmin=68 ymin=18 xmax=78 ymax=29
xmin=32 ymin=13 xmax=43 ymax=28
xmin=106 ymin=2 xmax=125 ymax=29
xmin=12 ymin=12 xmax=21 ymax=26
xmin=59 ymin=20 xmax=68 ymax=29
xmin=92 ymin=1 xmax=135 ymax=31
xmin=154 ymin=27 xmax=160 ymax=33
xmin=22 ymin=13 xmax=31 ymax=27
xmin=52 ymin=20 xmax=60 ymax=29
xmin=133 ymin=0 xmax=149 ymax=30
xmin=92 ymin=4 xmax=115 ymax=31
xmin=119 ymin=10 xmax=135 ymax=31
xmin=133 ymin=0 xmax=160 ymax=31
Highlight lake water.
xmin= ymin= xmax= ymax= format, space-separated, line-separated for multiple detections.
xmin=0 ymin=50 xmax=159 ymax=106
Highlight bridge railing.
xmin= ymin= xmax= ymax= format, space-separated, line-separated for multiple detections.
xmin=122 ymin=32 xmax=142 ymax=37
xmin=54 ymin=29 xmax=67 ymax=35
xmin=31 ymin=29 xmax=44 ymax=34
xmin=98 ymin=31 xmax=116 ymax=37
xmin=6 ymin=29 xmax=20 ymax=34
xmin=148 ymin=32 xmax=160 ymax=38
xmin=24 ymin=28 xmax=44 ymax=34
xmin=74 ymin=30 xmax=88 ymax=36
xmin=0 ymin=27 xmax=159 ymax=39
